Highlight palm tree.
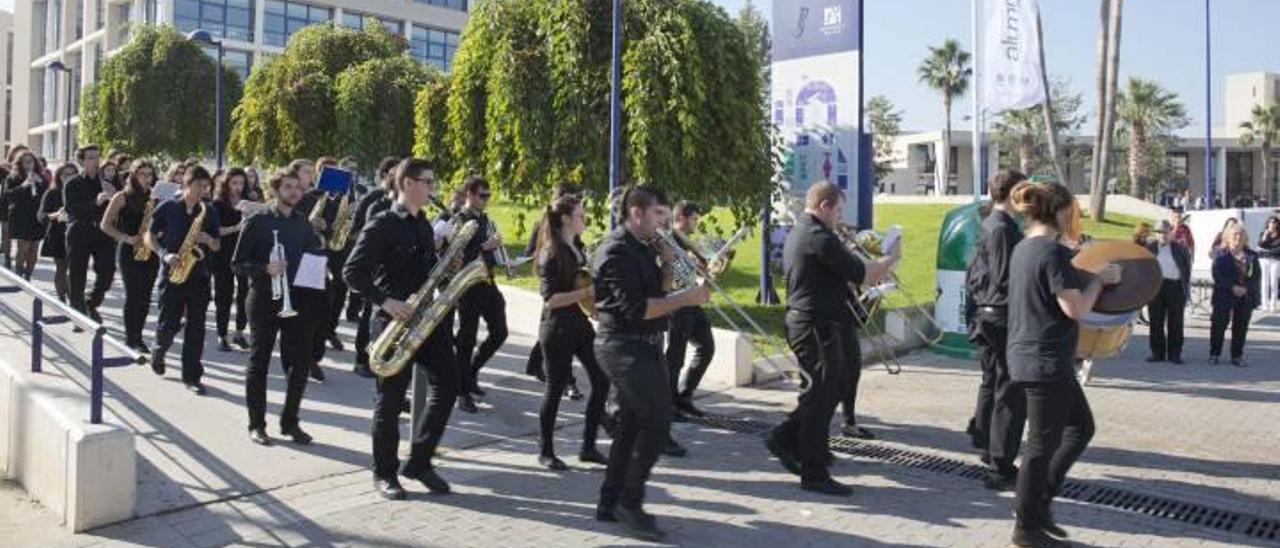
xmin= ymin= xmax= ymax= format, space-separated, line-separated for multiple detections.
xmin=1116 ymin=77 xmax=1186 ymax=198
xmin=1239 ymin=104 xmax=1280 ymax=203
xmin=917 ymin=40 xmax=971 ymax=196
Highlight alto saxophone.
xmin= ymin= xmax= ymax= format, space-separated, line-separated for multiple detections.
xmin=132 ymin=198 xmax=156 ymax=262
xmin=327 ymin=192 xmax=354 ymax=251
xmin=168 ymin=202 xmax=208 ymax=284
xmin=366 ymin=220 xmax=492 ymax=378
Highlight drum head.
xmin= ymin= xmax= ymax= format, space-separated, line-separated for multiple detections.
xmin=1072 ymin=240 xmax=1161 ymax=314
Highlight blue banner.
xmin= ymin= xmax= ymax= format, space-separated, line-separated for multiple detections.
xmin=772 ymin=0 xmax=862 ymax=62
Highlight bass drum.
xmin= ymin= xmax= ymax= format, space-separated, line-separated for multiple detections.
xmin=1075 ymin=310 xmax=1138 ymax=361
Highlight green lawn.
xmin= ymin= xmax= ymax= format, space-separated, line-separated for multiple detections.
xmin=485 ymin=202 xmax=1148 ymax=347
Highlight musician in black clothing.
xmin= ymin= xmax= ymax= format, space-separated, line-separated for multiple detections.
xmin=2 ymin=151 xmax=48 ymax=280
xmin=766 ymin=181 xmax=899 ymax=497
xmin=146 ymin=166 xmax=222 ymax=395
xmin=522 ymin=183 xmax=583 ymax=401
xmin=100 ymin=160 xmax=161 ymax=354
xmin=351 ymin=157 xmax=399 ymax=378
xmin=344 ymin=158 xmax=459 ymax=500
xmin=63 ymin=146 xmax=117 ymax=322
xmin=964 ymin=169 xmax=1027 ymax=491
xmin=533 ymin=195 xmax=610 ymax=470
xmin=212 ymin=168 xmax=252 ymax=352
xmin=339 ymin=157 xmax=365 ymax=321
xmin=288 ymin=158 xmax=328 ymax=382
xmin=592 ymin=185 xmax=709 ymax=541
xmin=234 ymin=169 xmax=325 ymax=446
xmin=666 ymin=201 xmax=715 ymax=420
xmin=451 ymin=176 xmax=509 ymax=413
xmin=40 ymin=163 xmax=77 ymax=303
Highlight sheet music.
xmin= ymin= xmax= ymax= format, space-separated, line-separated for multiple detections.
xmin=433 ymin=219 xmax=455 ymax=240
xmin=294 ymin=253 xmax=328 ymax=290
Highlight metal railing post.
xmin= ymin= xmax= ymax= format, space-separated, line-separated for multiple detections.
xmin=90 ymin=330 xmax=104 ymax=425
xmin=31 ymin=297 xmax=43 ymax=373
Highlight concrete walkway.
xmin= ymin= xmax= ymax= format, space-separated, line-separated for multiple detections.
xmin=1 ymin=260 xmax=1277 ymax=547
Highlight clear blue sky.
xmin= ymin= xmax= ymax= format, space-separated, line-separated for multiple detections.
xmin=712 ymin=0 xmax=1279 ymax=137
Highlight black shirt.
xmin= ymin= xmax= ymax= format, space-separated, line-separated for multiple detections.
xmin=592 ymin=227 xmax=666 ymax=334
xmin=453 ymin=207 xmax=498 ymax=270
xmin=968 ymin=209 xmax=1023 ymax=308
xmin=232 ymin=205 xmax=324 ymax=288
xmin=782 ymin=214 xmax=866 ymax=324
xmin=149 ymin=198 xmax=221 ymax=280
xmin=63 ymin=173 xmax=113 ymax=227
xmin=539 ymin=238 xmax=588 ymax=321
xmin=211 ymin=199 xmax=243 ymax=271
xmin=352 ymin=187 xmax=391 ymax=238
xmin=343 ymin=201 xmax=438 ymax=307
xmin=3 ymin=172 xmax=49 ymax=236
xmin=1006 ymin=236 xmax=1084 ymax=383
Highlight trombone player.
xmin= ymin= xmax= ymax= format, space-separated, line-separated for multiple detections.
xmin=233 ymin=168 xmax=325 ymax=446
xmin=766 ymin=181 xmax=900 ymax=497
xmin=666 ymin=201 xmax=716 ymax=420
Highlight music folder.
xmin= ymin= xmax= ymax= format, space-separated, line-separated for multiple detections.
xmin=317 ymin=166 xmax=356 ymax=194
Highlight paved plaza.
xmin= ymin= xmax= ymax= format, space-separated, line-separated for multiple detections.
xmin=1 ymin=261 xmax=1278 ymax=547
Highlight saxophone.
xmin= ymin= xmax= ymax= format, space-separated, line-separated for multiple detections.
xmin=167 ymin=202 xmax=208 ymax=284
xmin=132 ymin=198 xmax=156 ymax=262
xmin=326 ymin=192 xmax=354 ymax=251
xmin=308 ymin=193 xmax=330 ymax=249
xmin=367 ymin=220 xmax=492 ymax=378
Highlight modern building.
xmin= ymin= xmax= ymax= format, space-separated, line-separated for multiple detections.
xmin=0 ymin=10 xmax=14 ymax=159
xmin=8 ymin=0 xmax=470 ymax=162
xmin=880 ymin=71 xmax=1280 ymax=205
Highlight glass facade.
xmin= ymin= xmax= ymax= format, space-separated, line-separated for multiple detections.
xmin=340 ymin=12 xmax=403 ymax=35
xmin=410 ymin=25 xmax=459 ymax=72
xmin=413 ymin=0 xmax=467 ymax=11
xmin=175 ymin=0 xmax=256 ymax=42
xmin=203 ymin=46 xmax=253 ymax=83
xmin=264 ymin=0 xmax=332 ymax=47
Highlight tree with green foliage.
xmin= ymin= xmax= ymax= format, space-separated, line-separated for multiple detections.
xmin=1116 ymin=77 xmax=1187 ymax=197
xmin=228 ymin=24 xmax=420 ymax=167
xmin=992 ymin=78 xmax=1084 ymax=177
xmin=79 ymin=25 xmax=241 ymax=160
xmin=866 ymin=95 xmax=903 ymax=190
xmin=1239 ymin=104 xmax=1280 ymax=203
xmin=421 ymin=0 xmax=773 ymax=224
xmin=918 ymin=39 xmax=971 ymax=196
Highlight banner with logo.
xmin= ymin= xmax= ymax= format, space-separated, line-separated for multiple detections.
xmin=772 ymin=0 xmax=864 ymax=225
xmin=982 ymin=0 xmax=1046 ymax=113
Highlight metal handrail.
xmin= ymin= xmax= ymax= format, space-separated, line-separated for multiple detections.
xmin=0 ymin=267 xmax=144 ymax=424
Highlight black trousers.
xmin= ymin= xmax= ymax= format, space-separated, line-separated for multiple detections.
xmin=1015 ymin=378 xmax=1095 ymax=529
xmin=312 ymin=256 xmax=348 ymax=362
xmin=117 ymin=245 xmax=158 ymax=346
xmin=246 ymin=285 xmax=316 ymax=431
xmin=213 ymin=266 xmax=249 ymax=337
xmin=355 ymin=299 xmax=373 ymax=366
xmin=596 ymin=333 xmax=670 ymax=510
xmin=66 ymin=224 xmax=116 ymax=314
xmin=1210 ymin=297 xmax=1253 ymax=359
xmin=372 ymin=314 xmax=458 ymax=479
xmin=666 ymin=306 xmax=715 ymax=402
xmin=838 ymin=335 xmax=864 ymax=425
xmin=770 ymin=314 xmax=853 ymax=483
xmin=155 ymin=273 xmax=211 ymax=385
xmin=971 ymin=311 xmax=1025 ymax=473
xmin=455 ymin=283 xmax=508 ymax=394
xmin=1147 ymin=280 xmax=1186 ymax=360
xmin=539 ymin=313 xmax=608 ymax=455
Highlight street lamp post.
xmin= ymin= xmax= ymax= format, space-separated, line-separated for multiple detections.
xmin=188 ymin=30 xmax=224 ymax=169
xmin=46 ymin=61 xmax=73 ymax=162
xmin=608 ymin=0 xmax=622 ymax=229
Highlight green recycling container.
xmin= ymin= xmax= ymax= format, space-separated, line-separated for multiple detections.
xmin=932 ymin=201 xmax=983 ymax=358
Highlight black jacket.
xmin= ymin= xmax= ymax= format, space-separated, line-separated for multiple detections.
xmin=1211 ymin=249 xmax=1262 ymax=310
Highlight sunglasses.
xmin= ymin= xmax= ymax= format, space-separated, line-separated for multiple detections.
xmin=477 ymin=191 xmax=492 ymax=200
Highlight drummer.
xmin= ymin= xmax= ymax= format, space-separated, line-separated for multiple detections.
xmin=1005 ymin=180 xmax=1121 ymax=547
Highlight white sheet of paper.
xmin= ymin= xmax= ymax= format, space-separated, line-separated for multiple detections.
xmin=153 ymin=181 xmax=181 ymax=201
xmin=881 ymin=227 xmax=902 ymax=256
xmin=294 ymin=253 xmax=328 ymax=290
xmin=433 ymin=219 xmax=454 ymax=240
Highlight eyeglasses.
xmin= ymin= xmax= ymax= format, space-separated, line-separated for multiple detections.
xmin=407 ymin=176 xmax=436 ymax=185
xmin=477 ymin=192 xmax=492 ymax=200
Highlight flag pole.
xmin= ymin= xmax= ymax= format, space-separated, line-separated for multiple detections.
xmin=971 ymin=0 xmax=983 ymax=202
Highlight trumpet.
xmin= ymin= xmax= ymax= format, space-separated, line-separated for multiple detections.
xmin=271 ymin=229 xmax=297 ymax=318
xmin=486 ymin=218 xmax=514 ymax=279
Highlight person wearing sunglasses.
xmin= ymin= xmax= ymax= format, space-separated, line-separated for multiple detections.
xmin=449 ymin=176 xmax=510 ymax=413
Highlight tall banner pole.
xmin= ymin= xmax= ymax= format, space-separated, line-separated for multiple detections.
xmin=971 ymin=0 xmax=983 ymax=201
xmin=1204 ymin=0 xmax=1212 ymax=207
xmin=609 ymin=0 xmax=622 ymax=229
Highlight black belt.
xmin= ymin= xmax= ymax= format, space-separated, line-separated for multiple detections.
xmin=597 ymin=330 xmax=664 ymax=345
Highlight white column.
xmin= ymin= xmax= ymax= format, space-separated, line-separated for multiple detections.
xmin=254 ymin=0 xmax=266 ymax=48
xmin=1216 ymin=147 xmax=1228 ymax=203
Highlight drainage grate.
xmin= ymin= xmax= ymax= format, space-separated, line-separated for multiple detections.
xmin=691 ymin=412 xmax=1280 ymax=542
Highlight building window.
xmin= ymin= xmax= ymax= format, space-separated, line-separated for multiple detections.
xmin=411 ymin=26 xmax=459 ymax=72
xmin=413 ymin=0 xmax=468 ymax=11
xmin=264 ymin=0 xmax=332 ymax=47
xmin=144 ymin=0 xmax=159 ymax=23
xmin=340 ymin=12 xmax=402 ymax=35
xmin=1166 ymin=152 xmax=1190 ymax=177
xmin=115 ymin=4 xmax=133 ymax=44
xmin=96 ymin=0 xmax=105 ymax=30
xmin=5 ymin=32 xmax=13 ymax=87
xmin=175 ymin=0 xmax=255 ymax=43
xmin=48 ymin=0 xmax=63 ymax=53
xmin=75 ymin=0 xmax=84 ymax=40
xmin=203 ymin=46 xmax=252 ymax=83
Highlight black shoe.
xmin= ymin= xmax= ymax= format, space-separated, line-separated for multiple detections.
xmin=352 ymin=364 xmax=375 ymax=378
xmin=402 ymin=468 xmax=450 ymax=494
xmin=538 ymin=454 xmax=568 ymax=471
xmin=1232 ymin=357 xmax=1248 ymax=367
xmin=458 ymin=395 xmax=478 ymax=414
xmin=1144 ymin=355 xmax=1164 ymax=363
xmin=676 ymin=398 xmax=706 ymax=418
xmin=218 ymin=337 xmax=233 ymax=352
xmin=566 ymin=382 xmax=584 ymax=401
xmin=595 ymin=501 xmax=617 ymax=522
xmin=841 ymin=423 xmax=876 ymax=440
xmin=374 ymin=477 xmax=406 ymax=501
xmin=1209 ymin=355 xmax=1220 ymax=365
xmin=983 ymin=470 xmax=1017 ymax=491
xmin=1170 ymin=357 xmax=1184 ymax=365
xmin=87 ymin=307 xmax=102 ymax=324
xmin=663 ymin=438 xmax=688 ymax=458
xmin=328 ymin=336 xmax=345 ymax=351
xmin=1040 ymin=504 xmax=1070 ymax=539
xmin=801 ymin=477 xmax=854 ymax=497
xmin=249 ymin=428 xmax=272 ymax=446
xmin=150 ymin=349 xmax=166 ymax=376
xmin=281 ymin=425 xmax=313 ymax=445
xmin=1011 ymin=526 xmax=1069 ymax=547
xmin=309 ymin=364 xmax=326 ymax=382
xmin=468 ymin=384 xmax=486 ymax=397
xmin=613 ymin=505 xmax=665 ymax=542
xmin=232 ymin=333 xmax=251 ymax=350
xmin=129 ymin=341 xmax=151 ymax=355
xmin=185 ymin=383 xmax=206 ymax=396
xmin=765 ymin=437 xmax=802 ymax=475
xmin=671 ymin=410 xmax=689 ymax=423
xmin=579 ymin=447 xmax=609 ymax=465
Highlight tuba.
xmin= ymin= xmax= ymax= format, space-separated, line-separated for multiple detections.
xmin=327 ymin=191 xmax=355 ymax=251
xmin=367 ymin=220 xmax=492 ymax=378
xmin=132 ymin=197 xmax=157 ymax=262
xmin=167 ymin=202 xmax=207 ymax=284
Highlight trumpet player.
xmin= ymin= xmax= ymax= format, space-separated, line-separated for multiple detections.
xmin=63 ymin=145 xmax=117 ymax=323
xmin=233 ymin=169 xmax=324 ymax=446
xmin=666 ymin=201 xmax=715 ymax=420
xmin=451 ymin=176 xmax=509 ymax=413
xmin=343 ymin=158 xmax=459 ymax=500
xmin=145 ymin=166 xmax=221 ymax=395
xmin=351 ymin=157 xmax=401 ymax=378
xmin=100 ymin=160 xmax=161 ymax=354
xmin=766 ymin=181 xmax=899 ymax=497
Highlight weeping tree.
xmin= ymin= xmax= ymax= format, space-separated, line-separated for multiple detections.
xmin=228 ymin=24 xmax=415 ymax=166
xmin=416 ymin=0 xmax=773 ymax=224
xmin=80 ymin=25 xmax=241 ymax=159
